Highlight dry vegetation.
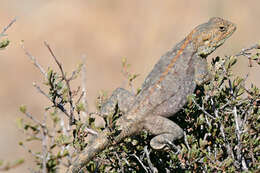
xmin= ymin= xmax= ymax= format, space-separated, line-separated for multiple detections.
xmin=12 ymin=41 xmax=260 ymax=172
xmin=1 ymin=2 xmax=260 ymax=172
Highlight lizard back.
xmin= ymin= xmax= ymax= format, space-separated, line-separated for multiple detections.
xmin=133 ymin=35 xmax=197 ymax=117
xmin=126 ymin=17 xmax=236 ymax=119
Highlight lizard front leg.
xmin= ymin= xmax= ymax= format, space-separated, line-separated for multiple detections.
xmin=70 ymin=89 xmax=135 ymax=172
xmin=143 ymin=115 xmax=183 ymax=149
xmin=100 ymin=88 xmax=136 ymax=117
xmin=194 ymin=57 xmax=212 ymax=85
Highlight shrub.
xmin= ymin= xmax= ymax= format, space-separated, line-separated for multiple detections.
xmin=18 ymin=42 xmax=260 ymax=173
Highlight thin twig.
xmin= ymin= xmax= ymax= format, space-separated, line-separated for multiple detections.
xmin=75 ymin=91 xmax=84 ymax=106
xmin=20 ymin=143 xmax=42 ymax=159
xmin=114 ymin=152 xmax=124 ymax=173
xmin=233 ymin=106 xmax=248 ymax=170
xmin=44 ymin=41 xmax=75 ymax=125
xmin=228 ymin=79 xmax=248 ymax=170
xmin=183 ymin=131 xmax=191 ymax=150
xmin=22 ymin=44 xmax=47 ymax=78
xmin=235 ymin=44 xmax=259 ymax=57
xmin=144 ymin=146 xmax=158 ymax=173
xmin=41 ymin=112 xmax=48 ymax=173
xmin=214 ymin=109 xmax=235 ymax=160
xmin=81 ymin=54 xmax=89 ymax=117
xmin=33 ymin=81 xmax=72 ymax=119
xmin=33 ymin=82 xmax=51 ymax=101
xmin=84 ymin=127 xmax=98 ymax=136
xmin=192 ymin=98 xmax=216 ymax=119
xmin=24 ymin=111 xmax=42 ymax=127
xmin=0 ymin=18 xmax=16 ymax=38
xmin=33 ymin=82 xmax=70 ymax=118
xmin=235 ymin=43 xmax=260 ymax=67
xmin=132 ymin=154 xmax=149 ymax=173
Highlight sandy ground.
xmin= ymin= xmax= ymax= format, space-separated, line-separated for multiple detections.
xmin=0 ymin=1 xmax=260 ymax=172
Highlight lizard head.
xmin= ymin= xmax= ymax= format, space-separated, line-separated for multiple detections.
xmin=191 ymin=17 xmax=236 ymax=57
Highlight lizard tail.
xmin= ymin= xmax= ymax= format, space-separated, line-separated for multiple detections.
xmin=69 ymin=117 xmax=141 ymax=172
xmin=69 ymin=129 xmax=110 ymax=173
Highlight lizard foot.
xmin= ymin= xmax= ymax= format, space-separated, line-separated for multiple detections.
xmin=150 ymin=133 xmax=183 ymax=149
xmin=144 ymin=115 xmax=183 ymax=150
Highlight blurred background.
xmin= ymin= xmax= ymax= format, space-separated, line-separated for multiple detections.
xmin=0 ymin=0 xmax=259 ymax=172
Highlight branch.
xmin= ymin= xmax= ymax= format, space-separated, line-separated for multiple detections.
xmin=0 ymin=18 xmax=16 ymax=38
xmin=44 ymin=41 xmax=75 ymax=125
xmin=192 ymin=98 xmax=216 ymax=119
xmin=235 ymin=43 xmax=260 ymax=67
xmin=235 ymin=43 xmax=260 ymax=57
xmin=144 ymin=146 xmax=158 ymax=173
xmin=81 ymin=54 xmax=89 ymax=117
xmin=22 ymin=44 xmax=47 ymax=78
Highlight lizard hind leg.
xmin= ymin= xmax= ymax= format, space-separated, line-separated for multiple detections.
xmin=100 ymin=88 xmax=136 ymax=117
xmin=144 ymin=116 xmax=184 ymax=150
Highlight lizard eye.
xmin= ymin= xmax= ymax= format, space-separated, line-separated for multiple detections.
xmin=219 ymin=26 xmax=226 ymax=32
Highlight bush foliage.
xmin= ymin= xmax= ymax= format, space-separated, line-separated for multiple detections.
xmin=16 ymin=43 xmax=260 ymax=173
xmin=1 ymin=20 xmax=259 ymax=172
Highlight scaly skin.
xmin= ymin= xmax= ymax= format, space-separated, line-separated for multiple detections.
xmin=70 ymin=17 xmax=236 ymax=172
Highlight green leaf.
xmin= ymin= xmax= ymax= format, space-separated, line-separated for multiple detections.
xmin=76 ymin=103 xmax=85 ymax=112
xmin=252 ymin=54 xmax=259 ymax=60
xmin=19 ymin=105 xmax=27 ymax=114
xmin=26 ymin=136 xmax=41 ymax=141
xmin=197 ymin=114 xmax=205 ymax=125
xmin=56 ymin=134 xmax=72 ymax=145
xmin=16 ymin=118 xmax=24 ymax=129
xmin=129 ymin=73 xmax=140 ymax=82
xmin=122 ymin=57 xmax=127 ymax=67
xmin=12 ymin=159 xmax=24 ymax=166
xmin=0 ymin=39 xmax=10 ymax=49
xmin=199 ymin=138 xmax=208 ymax=148
xmin=229 ymin=56 xmax=237 ymax=66
xmin=237 ymin=87 xmax=245 ymax=96
xmin=47 ymin=68 xmax=53 ymax=81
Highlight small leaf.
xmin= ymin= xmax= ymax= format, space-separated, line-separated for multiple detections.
xmin=129 ymin=74 xmax=140 ymax=82
xmin=257 ymin=40 xmax=260 ymax=49
xmin=63 ymin=149 xmax=69 ymax=156
xmin=12 ymin=159 xmax=24 ymax=166
xmin=251 ymin=54 xmax=259 ymax=60
xmin=0 ymin=39 xmax=10 ymax=49
xmin=47 ymin=68 xmax=53 ymax=81
xmin=229 ymin=56 xmax=237 ymax=66
xmin=19 ymin=105 xmax=27 ymax=114
xmin=237 ymin=87 xmax=245 ymax=96
xmin=122 ymin=57 xmax=127 ymax=67
xmin=16 ymin=118 xmax=24 ymax=129
xmin=76 ymin=103 xmax=85 ymax=112
xmin=26 ymin=136 xmax=41 ymax=141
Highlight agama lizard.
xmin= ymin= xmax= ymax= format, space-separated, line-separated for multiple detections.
xmin=70 ymin=17 xmax=236 ymax=172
